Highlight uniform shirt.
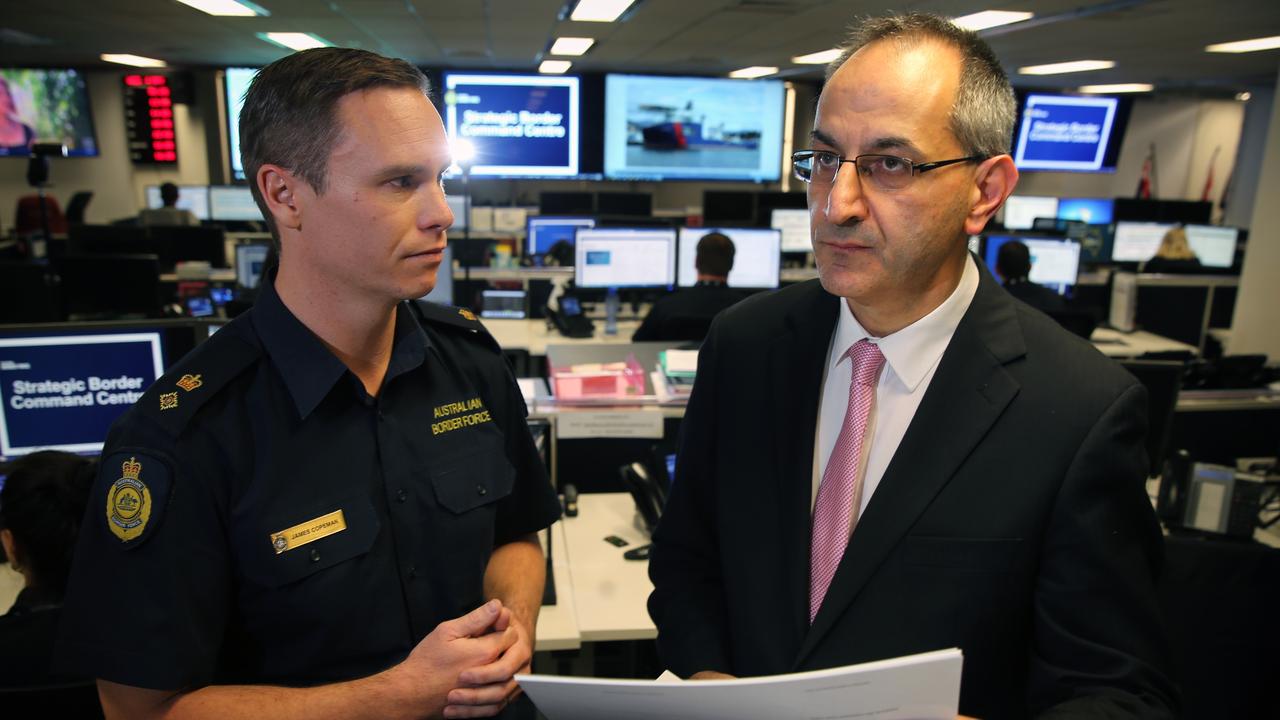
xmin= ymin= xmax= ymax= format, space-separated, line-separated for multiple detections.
xmin=812 ymin=254 xmax=979 ymax=513
xmin=56 ymin=276 xmax=561 ymax=690
xmin=632 ymin=281 xmax=745 ymax=343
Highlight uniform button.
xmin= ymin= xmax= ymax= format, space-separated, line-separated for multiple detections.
xmin=476 ymin=484 xmax=487 ymax=497
xmin=408 ymin=566 xmax=417 ymax=579
xmin=310 ymin=549 xmax=321 ymax=563
xmin=377 ymin=410 xmax=386 ymax=421
xmin=396 ymin=488 xmax=408 ymax=503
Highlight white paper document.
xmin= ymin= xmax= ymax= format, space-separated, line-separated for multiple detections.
xmin=517 ymin=648 xmax=962 ymax=720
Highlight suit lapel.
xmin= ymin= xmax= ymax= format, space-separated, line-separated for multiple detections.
xmin=767 ymin=281 xmax=840 ymax=642
xmin=794 ymin=266 xmax=1028 ymax=668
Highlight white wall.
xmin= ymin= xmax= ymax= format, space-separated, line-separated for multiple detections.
xmin=1227 ymin=63 xmax=1280 ymax=360
xmin=0 ymin=71 xmax=211 ymax=229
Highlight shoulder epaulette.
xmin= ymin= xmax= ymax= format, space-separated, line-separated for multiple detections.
xmin=410 ymin=300 xmax=502 ymax=355
xmin=136 ymin=320 xmax=263 ymax=436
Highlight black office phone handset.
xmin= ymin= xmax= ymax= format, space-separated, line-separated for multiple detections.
xmin=621 ymin=461 xmax=667 ymax=535
xmin=546 ymin=295 xmax=595 ymax=338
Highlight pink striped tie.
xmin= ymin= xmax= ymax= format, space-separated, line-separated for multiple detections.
xmin=809 ymin=339 xmax=885 ymax=624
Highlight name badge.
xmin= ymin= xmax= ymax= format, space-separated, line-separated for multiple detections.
xmin=270 ymin=509 xmax=346 ymax=555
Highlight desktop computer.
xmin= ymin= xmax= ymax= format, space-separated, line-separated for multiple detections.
xmin=573 ymin=228 xmax=676 ymax=288
xmin=983 ymin=235 xmax=1082 ymax=295
xmin=526 ymin=216 xmax=596 ymax=257
xmin=677 ymin=227 xmax=781 ymax=289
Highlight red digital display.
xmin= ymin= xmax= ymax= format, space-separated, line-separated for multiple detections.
xmin=123 ymin=74 xmax=178 ymax=164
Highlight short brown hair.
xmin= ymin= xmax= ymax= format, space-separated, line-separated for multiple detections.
xmin=826 ymin=12 xmax=1016 ymax=158
xmin=238 ymin=48 xmax=431 ymax=241
xmin=695 ymin=232 xmax=735 ymax=277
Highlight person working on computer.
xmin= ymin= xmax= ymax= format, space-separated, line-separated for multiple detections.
xmin=138 ymin=182 xmax=199 ymax=227
xmin=994 ymin=238 xmax=1066 ymax=314
xmin=57 ymin=48 xmax=560 ymax=720
xmin=1143 ymin=226 xmax=1203 ymax=274
xmin=632 ymin=231 xmax=743 ymax=342
xmin=0 ymin=451 xmax=96 ymax=688
xmin=648 ymin=12 xmax=1177 ymax=719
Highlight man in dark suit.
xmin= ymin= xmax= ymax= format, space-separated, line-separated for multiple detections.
xmin=996 ymin=239 xmax=1067 ymax=314
xmin=648 ymin=13 xmax=1177 ymax=719
xmin=632 ymin=231 xmax=743 ymax=342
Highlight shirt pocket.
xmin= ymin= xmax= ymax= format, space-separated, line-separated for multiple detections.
xmin=240 ymin=492 xmax=381 ymax=589
xmin=431 ymin=446 xmax=515 ymax=514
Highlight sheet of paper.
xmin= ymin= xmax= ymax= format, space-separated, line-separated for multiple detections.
xmin=556 ymin=409 xmax=665 ymax=439
xmin=517 ymin=648 xmax=962 ymax=720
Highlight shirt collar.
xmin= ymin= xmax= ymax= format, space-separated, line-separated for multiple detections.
xmin=251 ymin=274 xmax=430 ymax=419
xmin=831 ymin=253 xmax=980 ymax=392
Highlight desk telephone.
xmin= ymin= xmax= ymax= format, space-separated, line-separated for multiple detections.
xmin=546 ymin=294 xmax=595 ymax=338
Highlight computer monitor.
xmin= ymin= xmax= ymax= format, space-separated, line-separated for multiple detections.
xmin=540 ymin=191 xmax=595 ymax=215
xmin=526 ymin=216 xmax=596 ymax=257
xmin=983 ymin=235 xmax=1082 ymax=295
xmin=703 ymin=190 xmax=755 ymax=225
xmin=771 ymin=208 xmax=811 ymax=252
xmin=446 ymin=195 xmax=468 ymax=230
xmin=235 ymin=244 xmax=271 ymax=289
xmin=596 ymin=192 xmax=652 ymax=217
xmin=1184 ymin=225 xmax=1239 ymax=269
xmin=677 ymin=227 xmax=781 ymax=289
xmin=1056 ymin=197 xmax=1114 ymax=225
xmin=573 ymin=228 xmax=676 ymax=288
xmin=0 ymin=321 xmax=204 ymax=461
xmin=480 ymin=289 xmax=527 ymax=319
xmin=1111 ymin=221 xmax=1178 ymax=263
xmin=144 ymin=184 xmax=211 ymax=220
xmin=1002 ymin=195 xmax=1059 ymax=231
xmin=56 ymin=254 xmax=162 ymax=319
xmin=208 ymin=185 xmax=263 ymax=222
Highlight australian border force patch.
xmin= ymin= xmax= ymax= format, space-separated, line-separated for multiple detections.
xmin=101 ymin=452 xmax=171 ymax=547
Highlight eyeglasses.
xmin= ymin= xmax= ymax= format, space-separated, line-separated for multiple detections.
xmin=792 ymin=150 xmax=985 ymax=191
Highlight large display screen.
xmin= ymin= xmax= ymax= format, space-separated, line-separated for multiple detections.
xmin=224 ymin=67 xmax=256 ymax=181
xmin=0 ymin=330 xmax=164 ymax=459
xmin=604 ymin=74 xmax=784 ymax=182
xmin=1111 ymin=221 xmax=1178 ymax=262
xmin=574 ymin=228 xmax=676 ymax=288
xmin=444 ymin=73 xmax=579 ymax=178
xmin=984 ymin=236 xmax=1082 ymax=295
xmin=0 ymin=68 xmax=98 ymax=157
xmin=1014 ymin=94 xmax=1121 ymax=172
xmin=677 ymin=227 xmax=780 ymax=288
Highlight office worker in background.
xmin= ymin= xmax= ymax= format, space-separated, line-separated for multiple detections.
xmin=994 ymin=239 xmax=1066 ymax=314
xmin=1142 ymin=226 xmax=1203 ymax=274
xmin=138 ymin=181 xmax=200 ymax=227
xmin=0 ymin=451 xmax=95 ymax=688
xmin=57 ymin=48 xmax=560 ymax=720
xmin=633 ymin=232 xmax=743 ymax=342
xmin=648 ymin=13 xmax=1176 ymax=719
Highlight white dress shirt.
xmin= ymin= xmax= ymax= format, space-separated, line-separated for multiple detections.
xmin=812 ymin=254 xmax=981 ymax=514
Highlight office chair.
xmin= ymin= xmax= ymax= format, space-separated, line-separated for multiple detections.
xmin=64 ymin=191 xmax=93 ymax=225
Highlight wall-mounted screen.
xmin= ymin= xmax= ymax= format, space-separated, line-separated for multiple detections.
xmin=443 ymin=73 xmax=579 ymax=178
xmin=677 ymin=227 xmax=780 ymax=289
xmin=1013 ymin=94 xmax=1123 ymax=173
xmin=1057 ymin=197 xmax=1114 ymax=225
xmin=604 ymin=74 xmax=784 ymax=182
xmin=0 ymin=68 xmax=98 ymax=156
xmin=224 ymin=67 xmax=257 ymax=181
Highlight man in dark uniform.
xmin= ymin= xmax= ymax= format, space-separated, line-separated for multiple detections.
xmin=56 ymin=48 xmax=560 ymax=719
xmin=995 ymin=239 xmax=1066 ymax=314
xmin=632 ymin=232 xmax=744 ymax=342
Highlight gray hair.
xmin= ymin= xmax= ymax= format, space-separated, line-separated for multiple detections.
xmin=825 ymin=12 xmax=1016 ymax=158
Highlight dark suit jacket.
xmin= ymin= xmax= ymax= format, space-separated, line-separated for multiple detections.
xmin=649 ymin=267 xmax=1178 ymax=719
xmin=1003 ymin=278 xmax=1067 ymax=315
xmin=632 ymin=282 xmax=745 ymax=343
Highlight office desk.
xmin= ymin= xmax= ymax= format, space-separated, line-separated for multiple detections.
xmin=1090 ymin=327 xmax=1197 ymax=358
xmin=486 ymin=319 xmax=643 ymax=355
xmin=536 ymin=520 xmax=581 ymax=651
xmin=560 ymin=493 xmax=656 ymax=642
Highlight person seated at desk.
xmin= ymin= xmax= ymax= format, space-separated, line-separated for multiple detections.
xmin=0 ymin=451 xmax=96 ymax=688
xmin=633 ymin=231 xmax=743 ymax=342
xmin=1142 ymin=226 xmax=1203 ymax=274
xmin=995 ymin=239 xmax=1065 ymax=314
xmin=138 ymin=182 xmax=199 ymax=227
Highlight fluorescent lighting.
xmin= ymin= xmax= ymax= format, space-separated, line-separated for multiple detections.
xmin=1078 ymin=83 xmax=1153 ymax=94
xmin=1205 ymin=35 xmax=1280 ymax=53
xmin=570 ymin=0 xmax=636 ymax=22
xmin=951 ymin=10 xmax=1033 ymax=31
xmin=539 ymin=60 xmax=572 ymax=74
xmin=451 ymin=138 xmax=475 ymax=165
xmin=792 ymin=48 xmax=841 ymax=65
xmin=729 ymin=66 xmax=778 ymax=79
xmin=1237 ymin=91 xmax=1252 ymax=102
xmin=174 ymin=0 xmax=269 ymax=17
xmin=101 ymin=54 xmax=167 ymax=68
xmin=1018 ymin=59 xmax=1115 ymax=75
xmin=550 ymin=37 xmax=595 ymax=56
xmin=258 ymin=32 xmax=332 ymax=51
